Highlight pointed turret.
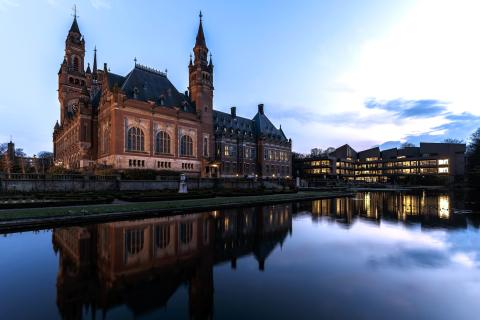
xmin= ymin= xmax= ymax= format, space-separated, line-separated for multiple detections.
xmin=195 ymin=11 xmax=206 ymax=47
xmin=69 ymin=16 xmax=81 ymax=34
xmin=92 ymin=46 xmax=98 ymax=76
xmin=86 ymin=63 xmax=91 ymax=74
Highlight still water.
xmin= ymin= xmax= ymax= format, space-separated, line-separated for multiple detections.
xmin=1 ymin=191 xmax=479 ymax=320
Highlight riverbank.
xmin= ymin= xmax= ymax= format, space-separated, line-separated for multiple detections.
xmin=0 ymin=191 xmax=353 ymax=232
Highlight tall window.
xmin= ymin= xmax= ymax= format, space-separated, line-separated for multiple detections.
xmin=179 ymin=222 xmax=193 ymax=245
xmin=72 ymin=56 xmax=79 ymax=72
xmin=155 ymin=131 xmax=170 ymax=154
xmin=180 ymin=135 xmax=193 ymax=156
xmin=125 ymin=228 xmax=144 ymax=256
xmin=127 ymin=127 xmax=145 ymax=152
xmin=102 ymin=128 xmax=110 ymax=154
xmin=203 ymin=137 xmax=208 ymax=157
xmin=154 ymin=225 xmax=170 ymax=249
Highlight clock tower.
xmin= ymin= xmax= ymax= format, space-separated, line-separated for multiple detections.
xmin=57 ymin=12 xmax=87 ymax=124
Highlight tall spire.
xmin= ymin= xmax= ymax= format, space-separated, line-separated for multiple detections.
xmin=93 ymin=46 xmax=97 ymax=74
xmin=69 ymin=5 xmax=81 ymax=34
xmin=195 ymin=11 xmax=206 ymax=47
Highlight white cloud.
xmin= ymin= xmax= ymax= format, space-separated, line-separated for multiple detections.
xmin=0 ymin=0 xmax=18 ymax=12
xmin=286 ymin=0 xmax=480 ymax=152
xmin=90 ymin=0 xmax=111 ymax=9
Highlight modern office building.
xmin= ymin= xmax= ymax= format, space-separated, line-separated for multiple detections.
xmin=294 ymin=142 xmax=466 ymax=183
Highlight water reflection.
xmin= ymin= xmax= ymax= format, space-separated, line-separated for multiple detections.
xmin=304 ymin=192 xmax=476 ymax=229
xmin=52 ymin=205 xmax=292 ymax=319
xmin=50 ymin=191 xmax=480 ymax=319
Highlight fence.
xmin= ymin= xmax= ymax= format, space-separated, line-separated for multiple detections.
xmin=0 ymin=173 xmax=293 ymax=193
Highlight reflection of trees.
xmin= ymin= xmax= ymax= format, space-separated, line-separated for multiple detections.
xmin=53 ymin=204 xmax=292 ymax=319
xmin=303 ymin=192 xmax=475 ymax=230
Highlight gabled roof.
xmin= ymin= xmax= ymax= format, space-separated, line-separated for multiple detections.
xmin=252 ymin=111 xmax=288 ymax=141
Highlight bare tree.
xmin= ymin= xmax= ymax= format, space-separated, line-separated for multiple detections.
xmin=443 ymin=138 xmax=464 ymax=144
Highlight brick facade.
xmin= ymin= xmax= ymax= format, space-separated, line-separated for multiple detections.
xmin=53 ymin=14 xmax=292 ymax=178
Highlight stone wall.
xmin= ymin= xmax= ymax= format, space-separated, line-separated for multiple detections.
xmin=0 ymin=175 xmax=289 ymax=193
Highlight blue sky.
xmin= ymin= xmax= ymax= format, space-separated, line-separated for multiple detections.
xmin=0 ymin=0 xmax=479 ymax=155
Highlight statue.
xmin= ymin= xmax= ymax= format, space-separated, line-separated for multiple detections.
xmin=178 ymin=173 xmax=188 ymax=193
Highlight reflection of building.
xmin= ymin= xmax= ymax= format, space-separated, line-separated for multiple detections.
xmin=52 ymin=204 xmax=292 ymax=319
xmin=52 ymin=13 xmax=292 ymax=178
xmin=303 ymin=192 xmax=467 ymax=229
xmin=294 ymin=143 xmax=466 ymax=184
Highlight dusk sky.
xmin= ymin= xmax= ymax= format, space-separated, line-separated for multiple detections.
xmin=1 ymin=0 xmax=479 ymax=155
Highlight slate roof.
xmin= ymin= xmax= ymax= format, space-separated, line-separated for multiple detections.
xmin=252 ymin=112 xmax=287 ymax=140
xmin=214 ymin=110 xmax=256 ymax=135
xmin=69 ymin=17 xmax=80 ymax=34
xmin=214 ymin=109 xmax=288 ymax=141
xmin=196 ymin=20 xmax=206 ymax=47
xmin=105 ymin=64 xmax=194 ymax=112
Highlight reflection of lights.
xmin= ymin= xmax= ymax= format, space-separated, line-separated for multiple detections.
xmin=438 ymin=195 xmax=450 ymax=219
xmin=212 ymin=211 xmax=219 ymax=218
xmin=364 ymin=193 xmax=372 ymax=217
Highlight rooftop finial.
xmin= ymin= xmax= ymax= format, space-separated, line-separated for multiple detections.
xmin=72 ymin=4 xmax=79 ymax=20
xmin=134 ymin=57 xmax=137 ymax=65
xmin=93 ymin=46 xmax=98 ymax=74
xmin=199 ymin=10 xmax=203 ymax=22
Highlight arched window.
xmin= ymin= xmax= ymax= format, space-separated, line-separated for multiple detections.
xmin=180 ymin=135 xmax=193 ymax=156
xmin=155 ymin=131 xmax=170 ymax=154
xmin=127 ymin=127 xmax=145 ymax=152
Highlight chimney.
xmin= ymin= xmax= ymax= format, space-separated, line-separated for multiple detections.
xmin=258 ymin=103 xmax=264 ymax=115
xmin=230 ymin=106 xmax=236 ymax=118
xmin=7 ymin=141 xmax=15 ymax=161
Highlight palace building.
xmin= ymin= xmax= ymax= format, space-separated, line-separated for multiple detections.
xmin=53 ymin=13 xmax=292 ymax=178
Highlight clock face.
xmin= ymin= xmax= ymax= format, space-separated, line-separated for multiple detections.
xmin=67 ymin=100 xmax=78 ymax=114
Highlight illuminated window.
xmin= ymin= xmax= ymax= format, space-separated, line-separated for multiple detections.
xmin=438 ymin=159 xmax=449 ymax=166
xmin=438 ymin=167 xmax=449 ymax=174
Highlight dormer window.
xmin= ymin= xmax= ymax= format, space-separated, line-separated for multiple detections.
xmin=159 ymin=95 xmax=165 ymax=106
xmin=133 ymin=87 xmax=139 ymax=99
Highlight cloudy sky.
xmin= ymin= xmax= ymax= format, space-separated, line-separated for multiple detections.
xmin=0 ymin=0 xmax=479 ymax=155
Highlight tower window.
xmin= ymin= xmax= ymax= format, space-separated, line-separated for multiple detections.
xmin=69 ymin=77 xmax=74 ymax=84
xmin=72 ymin=56 xmax=79 ymax=72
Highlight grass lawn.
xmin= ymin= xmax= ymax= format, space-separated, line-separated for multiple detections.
xmin=0 ymin=191 xmax=351 ymax=223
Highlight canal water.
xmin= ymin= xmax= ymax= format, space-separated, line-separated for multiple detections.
xmin=1 ymin=191 xmax=479 ymax=320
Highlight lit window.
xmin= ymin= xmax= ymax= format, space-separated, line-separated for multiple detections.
xmin=438 ymin=159 xmax=449 ymax=166
xmin=438 ymin=167 xmax=449 ymax=174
